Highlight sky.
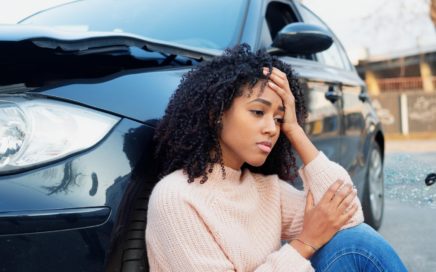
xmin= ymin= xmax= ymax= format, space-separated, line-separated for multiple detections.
xmin=0 ymin=0 xmax=435 ymax=64
xmin=0 ymin=0 xmax=70 ymax=23
xmin=303 ymin=0 xmax=436 ymax=62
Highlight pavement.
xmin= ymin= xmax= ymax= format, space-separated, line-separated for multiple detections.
xmin=379 ymin=199 xmax=436 ymax=271
xmin=378 ymin=138 xmax=436 ymax=272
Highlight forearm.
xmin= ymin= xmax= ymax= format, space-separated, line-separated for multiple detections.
xmin=297 ymin=152 xmax=365 ymax=227
xmin=284 ymin=125 xmax=318 ymax=165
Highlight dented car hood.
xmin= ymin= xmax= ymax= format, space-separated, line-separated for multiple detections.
xmin=0 ymin=24 xmax=221 ymax=87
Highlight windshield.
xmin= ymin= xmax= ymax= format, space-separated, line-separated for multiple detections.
xmin=20 ymin=0 xmax=247 ymax=50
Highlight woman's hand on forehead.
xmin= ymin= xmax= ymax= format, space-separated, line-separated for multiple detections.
xmin=263 ymin=67 xmax=299 ymax=135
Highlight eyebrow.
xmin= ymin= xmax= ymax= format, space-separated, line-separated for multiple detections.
xmin=249 ymin=98 xmax=285 ymax=112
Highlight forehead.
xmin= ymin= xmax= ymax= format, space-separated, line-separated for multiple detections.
xmin=241 ymin=81 xmax=283 ymax=104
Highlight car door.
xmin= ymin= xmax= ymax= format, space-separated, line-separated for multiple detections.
xmin=297 ymin=5 xmax=368 ymax=172
xmin=340 ymin=84 xmax=367 ymax=172
xmin=303 ymin=80 xmax=342 ymax=161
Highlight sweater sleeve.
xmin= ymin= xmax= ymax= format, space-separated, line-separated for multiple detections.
xmin=279 ymin=181 xmax=306 ymax=241
xmin=298 ymin=152 xmax=364 ymax=229
xmin=146 ymin=179 xmax=314 ymax=272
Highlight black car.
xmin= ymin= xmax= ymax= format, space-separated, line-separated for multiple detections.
xmin=0 ymin=0 xmax=384 ymax=271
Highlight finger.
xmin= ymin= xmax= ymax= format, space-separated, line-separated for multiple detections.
xmin=320 ymin=180 xmax=345 ymax=203
xmin=337 ymin=187 xmax=357 ymax=212
xmin=305 ymin=190 xmax=315 ymax=213
xmin=268 ymin=72 xmax=286 ymax=87
xmin=263 ymin=67 xmax=290 ymax=90
xmin=271 ymin=67 xmax=287 ymax=80
xmin=267 ymin=80 xmax=286 ymax=98
xmin=331 ymin=184 xmax=353 ymax=207
xmin=339 ymin=203 xmax=359 ymax=224
xmin=267 ymin=80 xmax=294 ymax=104
xmin=262 ymin=67 xmax=276 ymax=79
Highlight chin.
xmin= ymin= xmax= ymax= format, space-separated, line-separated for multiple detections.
xmin=246 ymin=158 xmax=268 ymax=167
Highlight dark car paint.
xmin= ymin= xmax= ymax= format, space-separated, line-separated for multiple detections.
xmin=0 ymin=207 xmax=110 ymax=235
xmin=0 ymin=0 xmax=384 ymax=271
xmin=0 ymin=117 xmax=157 ymax=270
xmin=39 ymin=67 xmax=189 ymax=124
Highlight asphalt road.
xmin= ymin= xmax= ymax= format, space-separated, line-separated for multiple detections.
xmin=378 ymin=143 xmax=436 ymax=272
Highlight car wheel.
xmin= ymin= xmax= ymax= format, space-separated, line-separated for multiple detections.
xmin=106 ymin=186 xmax=149 ymax=272
xmin=119 ymin=190 xmax=149 ymax=272
xmin=362 ymin=142 xmax=384 ymax=230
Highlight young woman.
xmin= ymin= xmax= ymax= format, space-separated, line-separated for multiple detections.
xmin=146 ymin=44 xmax=407 ymax=271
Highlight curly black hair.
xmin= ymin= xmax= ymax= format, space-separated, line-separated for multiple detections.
xmin=153 ymin=44 xmax=307 ymax=183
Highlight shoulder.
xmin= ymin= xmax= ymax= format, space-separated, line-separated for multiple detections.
xmin=153 ymin=169 xmax=187 ymax=191
xmin=148 ymin=169 xmax=219 ymax=213
xmin=148 ymin=170 xmax=191 ymax=213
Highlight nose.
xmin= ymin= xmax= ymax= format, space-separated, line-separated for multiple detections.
xmin=262 ymin=116 xmax=278 ymax=136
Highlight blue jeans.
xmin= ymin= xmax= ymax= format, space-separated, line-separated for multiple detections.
xmin=311 ymin=223 xmax=407 ymax=272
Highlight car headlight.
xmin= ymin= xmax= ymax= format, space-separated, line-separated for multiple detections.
xmin=0 ymin=95 xmax=120 ymax=174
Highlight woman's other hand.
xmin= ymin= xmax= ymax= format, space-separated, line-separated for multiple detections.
xmin=290 ymin=180 xmax=359 ymax=258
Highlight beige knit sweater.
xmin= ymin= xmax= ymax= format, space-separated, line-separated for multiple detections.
xmin=146 ymin=152 xmax=364 ymax=271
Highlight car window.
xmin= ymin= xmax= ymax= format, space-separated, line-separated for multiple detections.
xmin=265 ymin=2 xmax=298 ymax=40
xmin=20 ymin=0 xmax=246 ymax=50
xmin=260 ymin=1 xmax=311 ymax=60
xmin=298 ymin=6 xmax=352 ymax=70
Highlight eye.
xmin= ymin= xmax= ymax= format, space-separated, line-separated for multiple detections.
xmin=250 ymin=110 xmax=264 ymax=117
xmin=275 ymin=117 xmax=284 ymax=124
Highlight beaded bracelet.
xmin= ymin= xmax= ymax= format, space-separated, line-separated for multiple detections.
xmin=294 ymin=238 xmax=319 ymax=252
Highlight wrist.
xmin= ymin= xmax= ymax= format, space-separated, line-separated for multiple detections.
xmin=284 ymin=124 xmax=319 ymax=165
xmin=289 ymin=239 xmax=315 ymax=259
xmin=295 ymin=237 xmax=319 ymax=251
xmin=296 ymin=233 xmax=321 ymax=249
xmin=284 ymin=124 xmax=305 ymax=142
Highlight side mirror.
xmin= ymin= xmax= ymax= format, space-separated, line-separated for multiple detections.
xmin=271 ymin=22 xmax=333 ymax=54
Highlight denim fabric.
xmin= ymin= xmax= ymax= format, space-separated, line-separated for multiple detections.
xmin=311 ymin=223 xmax=408 ymax=272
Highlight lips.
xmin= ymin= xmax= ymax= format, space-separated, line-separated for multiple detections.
xmin=256 ymin=141 xmax=272 ymax=153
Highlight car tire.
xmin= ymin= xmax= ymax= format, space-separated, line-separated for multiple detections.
xmin=362 ymin=142 xmax=384 ymax=230
xmin=105 ymin=185 xmax=149 ymax=272
xmin=119 ymin=190 xmax=149 ymax=272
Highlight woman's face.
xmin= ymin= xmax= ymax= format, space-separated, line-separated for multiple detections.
xmin=219 ymin=81 xmax=284 ymax=169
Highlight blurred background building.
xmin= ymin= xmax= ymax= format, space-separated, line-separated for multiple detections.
xmin=355 ymin=46 xmax=436 ymax=136
xmin=303 ymin=0 xmax=436 ymax=138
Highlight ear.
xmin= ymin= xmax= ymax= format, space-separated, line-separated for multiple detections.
xmin=208 ymin=110 xmax=219 ymax=127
